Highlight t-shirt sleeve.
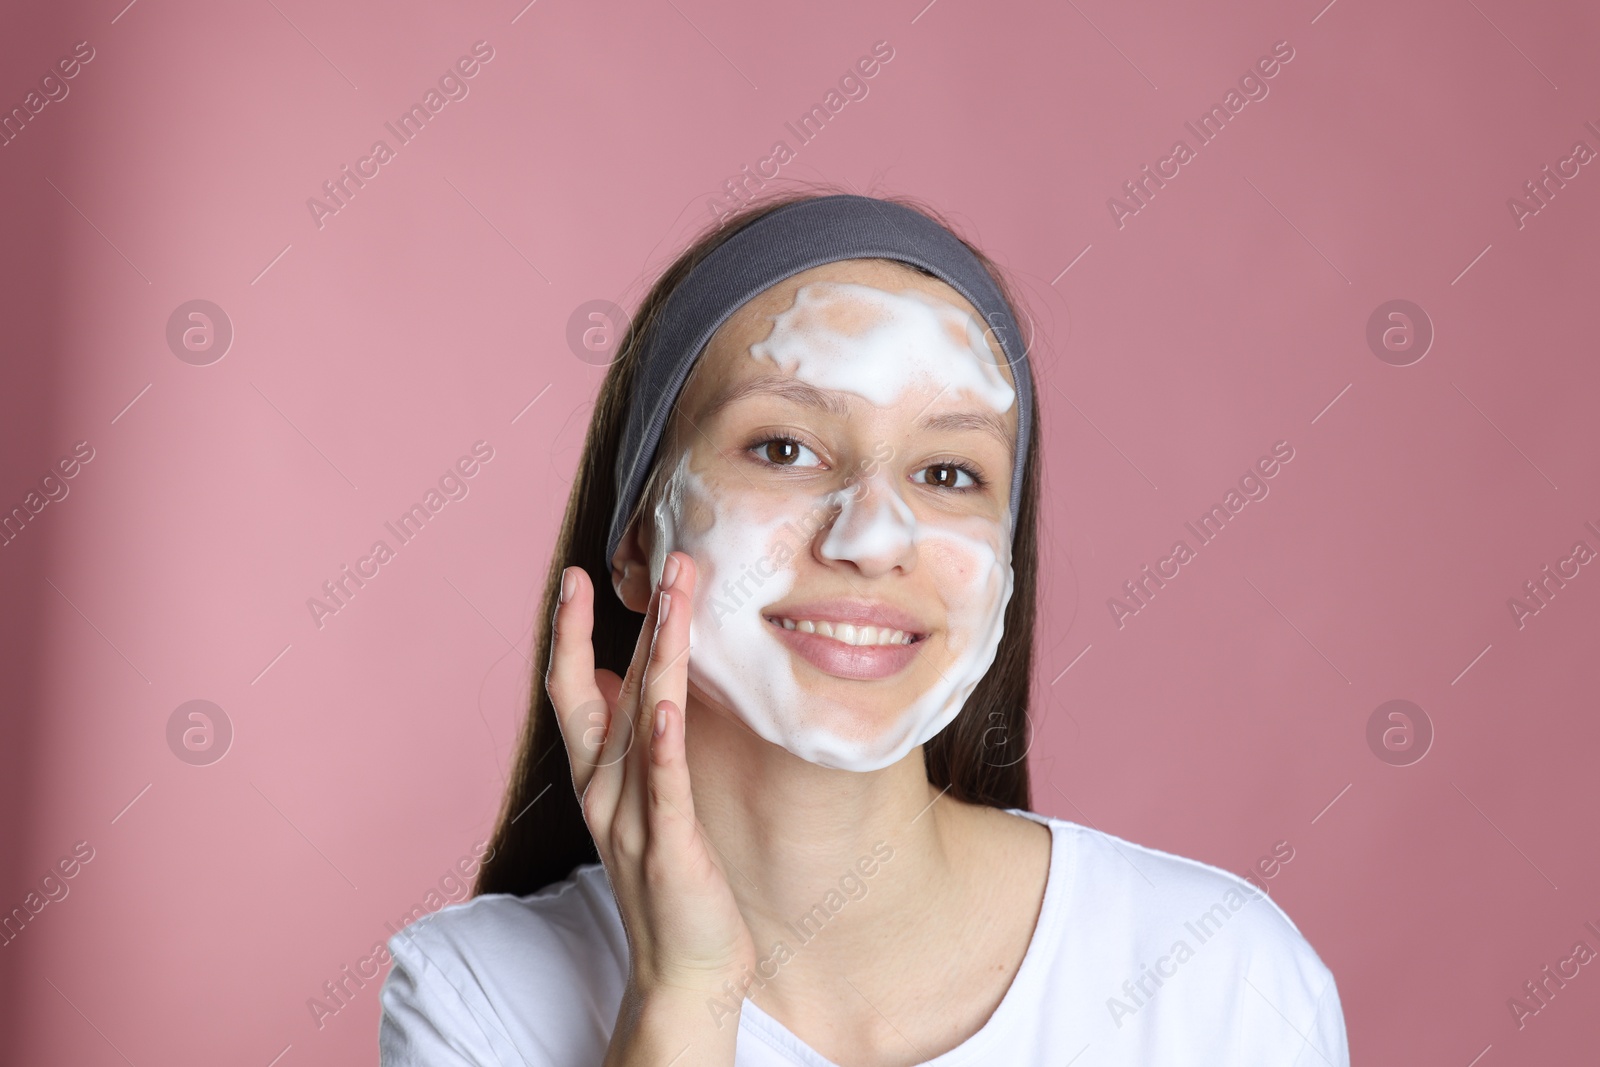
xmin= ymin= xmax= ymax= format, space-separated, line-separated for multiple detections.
xmin=378 ymin=930 xmax=533 ymax=1067
xmin=1289 ymin=973 xmax=1350 ymax=1067
xmin=376 ymin=878 xmax=627 ymax=1066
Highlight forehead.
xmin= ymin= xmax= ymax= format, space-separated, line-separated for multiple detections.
xmin=684 ymin=258 xmax=1016 ymax=406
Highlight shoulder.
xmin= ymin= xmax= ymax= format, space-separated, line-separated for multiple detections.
xmin=1027 ymin=812 xmax=1328 ymax=970
xmin=389 ymin=861 xmax=626 ymax=970
xmin=1010 ymin=810 xmax=1346 ymax=1058
xmin=378 ymin=863 xmax=626 ymax=1065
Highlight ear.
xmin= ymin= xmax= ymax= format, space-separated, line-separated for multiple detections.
xmin=609 ymin=520 xmax=656 ymax=614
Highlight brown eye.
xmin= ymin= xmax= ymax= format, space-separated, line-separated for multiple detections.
xmin=754 ymin=437 xmax=821 ymax=468
xmin=916 ymin=463 xmax=977 ymax=489
xmin=764 ymin=439 xmax=801 ymax=464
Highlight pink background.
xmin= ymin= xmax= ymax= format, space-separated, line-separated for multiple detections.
xmin=3 ymin=0 xmax=1597 ymax=1063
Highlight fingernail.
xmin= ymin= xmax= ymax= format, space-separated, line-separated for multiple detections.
xmin=655 ymin=592 xmax=672 ymax=631
xmin=559 ymin=567 xmax=576 ymax=604
xmin=660 ymin=553 xmax=680 ymax=590
xmin=653 ymin=701 xmax=669 ymax=738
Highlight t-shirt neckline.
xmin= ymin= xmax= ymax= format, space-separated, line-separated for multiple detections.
xmin=737 ymin=809 xmax=1068 ymax=1066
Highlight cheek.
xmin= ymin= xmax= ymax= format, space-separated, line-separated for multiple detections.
xmin=678 ymin=486 xmax=717 ymax=539
xmin=922 ymin=538 xmax=984 ymax=592
xmin=918 ymin=524 xmax=1010 ymax=633
xmin=923 ymin=517 xmax=1007 ymax=592
xmin=670 ymin=476 xmax=814 ymax=589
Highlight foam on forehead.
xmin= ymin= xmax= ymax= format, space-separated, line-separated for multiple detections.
xmin=749 ymin=282 xmax=1016 ymax=414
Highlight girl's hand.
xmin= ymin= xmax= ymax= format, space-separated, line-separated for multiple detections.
xmin=546 ymin=552 xmax=757 ymax=1017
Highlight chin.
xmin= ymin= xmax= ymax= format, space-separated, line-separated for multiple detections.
xmin=781 ymin=732 xmax=910 ymax=773
xmin=771 ymin=698 xmax=954 ymax=772
xmin=685 ymin=632 xmax=974 ymax=773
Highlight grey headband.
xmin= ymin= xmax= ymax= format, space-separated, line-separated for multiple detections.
xmin=606 ymin=193 xmax=1034 ymax=567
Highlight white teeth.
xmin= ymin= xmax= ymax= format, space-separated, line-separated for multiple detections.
xmin=769 ymin=618 xmax=915 ymax=647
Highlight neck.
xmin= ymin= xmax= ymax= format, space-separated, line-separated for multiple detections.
xmin=682 ymin=693 xmax=977 ymax=1012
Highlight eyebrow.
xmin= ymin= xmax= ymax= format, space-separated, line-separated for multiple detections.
xmin=698 ymin=372 xmax=1014 ymax=455
xmin=698 ymin=374 xmax=852 ymax=423
xmin=918 ymin=409 xmax=1014 ymax=456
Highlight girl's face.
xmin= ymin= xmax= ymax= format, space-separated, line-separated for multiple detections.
xmin=637 ymin=259 xmax=1019 ymax=772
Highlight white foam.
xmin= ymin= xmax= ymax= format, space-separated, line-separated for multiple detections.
xmin=750 ymin=281 xmax=1016 ymax=415
xmin=652 ymin=282 xmax=1016 ymax=772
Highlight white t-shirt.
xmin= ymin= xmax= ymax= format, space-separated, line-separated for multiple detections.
xmin=378 ymin=810 xmax=1348 ymax=1065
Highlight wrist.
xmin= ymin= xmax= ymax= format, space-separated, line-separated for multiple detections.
xmin=636 ymin=977 xmax=747 ymax=1028
xmin=606 ymin=983 xmax=741 ymax=1066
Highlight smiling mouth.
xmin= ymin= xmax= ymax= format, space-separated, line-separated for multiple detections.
xmin=762 ymin=616 xmax=924 ymax=647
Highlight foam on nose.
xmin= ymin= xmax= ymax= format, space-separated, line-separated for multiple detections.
xmin=819 ymin=478 xmax=917 ymax=567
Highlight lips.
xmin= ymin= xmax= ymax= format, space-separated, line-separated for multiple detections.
xmin=761 ymin=599 xmax=928 ymax=680
xmin=768 ymin=618 xmax=914 ymax=646
xmin=763 ymin=598 xmax=925 ymax=634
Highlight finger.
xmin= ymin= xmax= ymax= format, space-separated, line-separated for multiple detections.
xmin=582 ymin=667 xmax=632 ymax=813
xmin=640 ymin=553 xmax=696 ymax=741
xmin=612 ymin=568 xmax=666 ymax=725
xmin=586 ymin=556 xmax=676 ymax=834
xmin=643 ymin=699 xmax=703 ymax=862
xmin=544 ymin=566 xmax=608 ymax=797
xmin=618 ymin=554 xmax=695 ymax=825
xmin=595 ymin=669 xmax=623 ymax=709
xmin=592 ymin=580 xmax=663 ymax=786
xmin=586 ymin=667 xmax=626 ymax=777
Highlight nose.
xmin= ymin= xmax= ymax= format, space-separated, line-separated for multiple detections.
xmin=817 ymin=475 xmax=918 ymax=578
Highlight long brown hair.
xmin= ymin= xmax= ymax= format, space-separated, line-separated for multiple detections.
xmin=475 ymin=189 xmax=1044 ymax=896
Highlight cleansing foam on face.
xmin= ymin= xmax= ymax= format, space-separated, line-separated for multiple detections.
xmin=654 ymin=282 xmax=1016 ymax=772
